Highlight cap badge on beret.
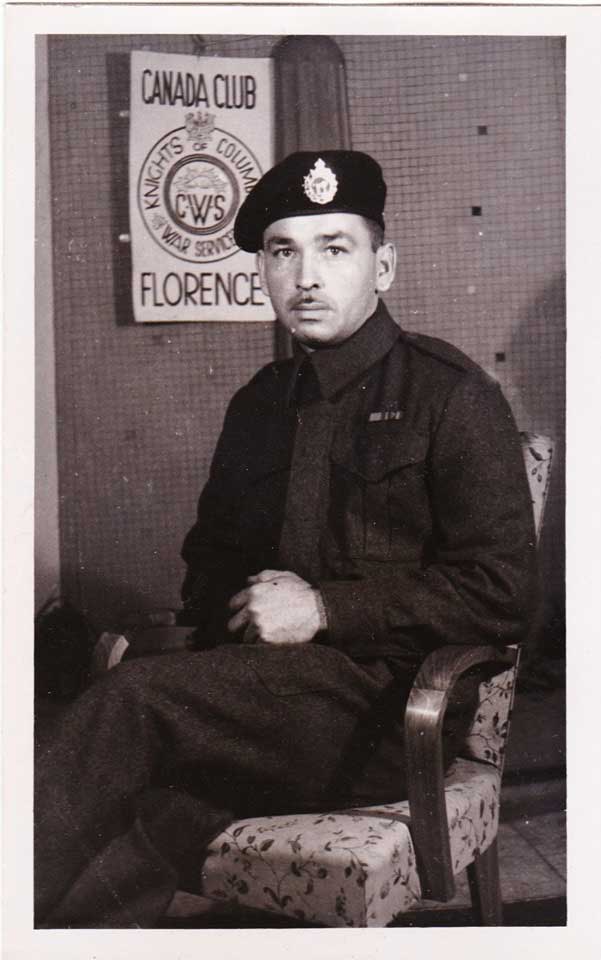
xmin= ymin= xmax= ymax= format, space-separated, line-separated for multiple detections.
xmin=303 ymin=158 xmax=338 ymax=205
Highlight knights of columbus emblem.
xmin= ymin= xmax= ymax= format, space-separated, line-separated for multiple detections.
xmin=303 ymin=158 xmax=338 ymax=205
xmin=185 ymin=111 xmax=215 ymax=150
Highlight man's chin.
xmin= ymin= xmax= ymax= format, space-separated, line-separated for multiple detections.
xmin=289 ymin=318 xmax=336 ymax=348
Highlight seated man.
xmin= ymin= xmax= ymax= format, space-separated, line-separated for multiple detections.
xmin=35 ymin=150 xmax=538 ymax=928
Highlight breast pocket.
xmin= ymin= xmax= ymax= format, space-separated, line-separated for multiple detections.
xmin=237 ymin=445 xmax=292 ymax=557
xmin=329 ymin=425 xmax=430 ymax=560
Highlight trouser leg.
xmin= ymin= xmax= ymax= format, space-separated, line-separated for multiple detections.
xmin=35 ymin=643 xmax=396 ymax=927
xmin=42 ymin=788 xmax=233 ymax=928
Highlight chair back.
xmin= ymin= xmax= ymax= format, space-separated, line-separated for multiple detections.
xmin=521 ymin=432 xmax=554 ymax=544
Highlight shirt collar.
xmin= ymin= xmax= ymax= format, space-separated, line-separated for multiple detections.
xmin=290 ymin=300 xmax=401 ymax=402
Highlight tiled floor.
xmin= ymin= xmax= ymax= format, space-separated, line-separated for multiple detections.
xmin=408 ymin=806 xmax=566 ymax=917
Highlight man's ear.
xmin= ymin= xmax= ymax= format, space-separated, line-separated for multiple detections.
xmin=256 ymin=249 xmax=270 ymax=297
xmin=375 ymin=241 xmax=397 ymax=293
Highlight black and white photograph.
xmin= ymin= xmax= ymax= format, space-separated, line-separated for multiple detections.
xmin=3 ymin=2 xmax=600 ymax=957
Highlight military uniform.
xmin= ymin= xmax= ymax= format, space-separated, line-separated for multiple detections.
xmin=182 ymin=299 xmax=538 ymax=668
xmin=35 ymin=151 xmax=538 ymax=928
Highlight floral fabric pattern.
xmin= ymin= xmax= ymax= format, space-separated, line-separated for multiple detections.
xmin=200 ymin=759 xmax=500 ymax=926
xmin=520 ymin=432 xmax=553 ymax=540
xmin=461 ymin=667 xmax=517 ymax=769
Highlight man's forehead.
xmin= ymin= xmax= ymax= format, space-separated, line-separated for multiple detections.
xmin=263 ymin=212 xmax=371 ymax=244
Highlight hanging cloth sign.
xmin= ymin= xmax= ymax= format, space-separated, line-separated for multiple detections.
xmin=129 ymin=51 xmax=274 ymax=322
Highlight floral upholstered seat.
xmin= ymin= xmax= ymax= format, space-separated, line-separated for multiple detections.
xmin=199 ymin=757 xmax=501 ymax=927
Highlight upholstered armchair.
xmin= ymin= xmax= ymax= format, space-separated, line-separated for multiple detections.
xmin=174 ymin=646 xmax=516 ymax=926
xmin=97 ymin=432 xmax=554 ymax=926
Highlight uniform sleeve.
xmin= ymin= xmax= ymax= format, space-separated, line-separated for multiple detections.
xmin=180 ymin=391 xmax=250 ymax=628
xmin=318 ymin=374 xmax=539 ymax=657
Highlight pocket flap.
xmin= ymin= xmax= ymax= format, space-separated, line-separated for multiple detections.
xmin=241 ymin=644 xmax=351 ymax=696
xmin=240 ymin=409 xmax=296 ymax=484
xmin=331 ymin=423 xmax=429 ymax=481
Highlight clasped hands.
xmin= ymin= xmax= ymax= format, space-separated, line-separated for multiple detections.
xmin=227 ymin=570 xmax=326 ymax=645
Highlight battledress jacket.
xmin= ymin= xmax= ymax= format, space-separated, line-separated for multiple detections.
xmin=181 ymin=301 xmax=538 ymax=673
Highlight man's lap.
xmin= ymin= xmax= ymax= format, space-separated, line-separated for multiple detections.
xmin=34 ymin=641 xmax=415 ymax=925
xmin=64 ymin=641 xmax=403 ymax=811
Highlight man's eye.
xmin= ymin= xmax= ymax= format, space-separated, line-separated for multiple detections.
xmin=273 ymin=248 xmax=293 ymax=259
xmin=326 ymin=245 xmax=346 ymax=256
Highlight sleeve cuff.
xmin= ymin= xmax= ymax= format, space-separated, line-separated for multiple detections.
xmin=318 ymin=579 xmax=384 ymax=651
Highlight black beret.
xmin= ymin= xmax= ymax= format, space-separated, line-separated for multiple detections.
xmin=234 ymin=150 xmax=386 ymax=252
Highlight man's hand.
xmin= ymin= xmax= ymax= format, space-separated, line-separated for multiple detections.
xmin=227 ymin=570 xmax=327 ymax=645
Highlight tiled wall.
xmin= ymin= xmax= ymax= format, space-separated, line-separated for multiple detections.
xmin=341 ymin=35 xmax=565 ymax=642
xmin=45 ymin=35 xmax=564 ymax=639
xmin=47 ymin=35 xmax=278 ymax=629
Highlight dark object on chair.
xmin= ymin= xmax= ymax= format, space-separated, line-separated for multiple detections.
xmin=35 ymin=598 xmax=96 ymax=700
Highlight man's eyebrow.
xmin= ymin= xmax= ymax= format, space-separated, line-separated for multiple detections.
xmin=265 ymin=231 xmax=356 ymax=249
xmin=319 ymin=231 xmax=355 ymax=244
xmin=265 ymin=235 xmax=295 ymax=249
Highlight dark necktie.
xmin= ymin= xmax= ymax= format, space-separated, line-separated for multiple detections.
xmin=278 ymin=357 xmax=335 ymax=583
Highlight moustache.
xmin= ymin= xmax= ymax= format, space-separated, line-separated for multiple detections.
xmin=289 ymin=295 xmax=331 ymax=310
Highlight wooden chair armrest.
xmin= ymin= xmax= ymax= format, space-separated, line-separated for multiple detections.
xmin=122 ymin=608 xmax=179 ymax=628
xmin=404 ymin=644 xmax=518 ymax=901
xmin=125 ymin=625 xmax=196 ymax=659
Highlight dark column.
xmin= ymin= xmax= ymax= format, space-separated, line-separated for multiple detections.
xmin=271 ymin=36 xmax=352 ymax=358
xmin=272 ymin=35 xmax=352 ymax=157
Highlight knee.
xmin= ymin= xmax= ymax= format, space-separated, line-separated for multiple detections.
xmin=86 ymin=657 xmax=161 ymax=711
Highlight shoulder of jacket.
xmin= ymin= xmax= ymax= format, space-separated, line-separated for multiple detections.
xmin=230 ymin=358 xmax=294 ymax=405
xmin=399 ymin=329 xmax=485 ymax=375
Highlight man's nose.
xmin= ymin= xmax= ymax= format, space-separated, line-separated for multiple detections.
xmin=295 ymin=251 xmax=321 ymax=290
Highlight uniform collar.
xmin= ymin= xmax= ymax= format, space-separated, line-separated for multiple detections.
xmin=290 ymin=300 xmax=401 ymax=402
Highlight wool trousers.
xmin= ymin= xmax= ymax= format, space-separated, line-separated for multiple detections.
xmin=34 ymin=642 xmax=412 ymax=928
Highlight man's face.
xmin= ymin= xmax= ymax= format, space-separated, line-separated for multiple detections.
xmin=256 ymin=213 xmax=395 ymax=348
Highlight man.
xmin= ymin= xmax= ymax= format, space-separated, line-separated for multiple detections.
xmin=35 ymin=151 xmax=537 ymax=928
